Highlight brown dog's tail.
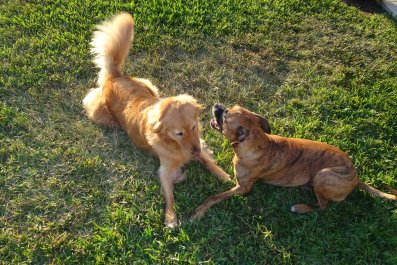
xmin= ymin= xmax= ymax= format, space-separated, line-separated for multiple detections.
xmin=90 ymin=12 xmax=134 ymax=87
xmin=357 ymin=182 xmax=397 ymax=200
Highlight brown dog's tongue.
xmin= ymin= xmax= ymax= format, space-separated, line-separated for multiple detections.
xmin=210 ymin=118 xmax=220 ymax=131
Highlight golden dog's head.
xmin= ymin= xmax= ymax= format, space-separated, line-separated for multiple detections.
xmin=148 ymin=95 xmax=203 ymax=156
xmin=210 ymin=104 xmax=271 ymax=143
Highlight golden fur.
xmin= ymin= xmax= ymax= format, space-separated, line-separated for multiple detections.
xmin=191 ymin=104 xmax=396 ymax=220
xmin=83 ymin=13 xmax=230 ymax=227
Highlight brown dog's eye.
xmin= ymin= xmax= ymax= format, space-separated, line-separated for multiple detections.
xmin=223 ymin=112 xmax=228 ymax=122
xmin=192 ymin=125 xmax=196 ymax=131
xmin=176 ymin=132 xmax=184 ymax=136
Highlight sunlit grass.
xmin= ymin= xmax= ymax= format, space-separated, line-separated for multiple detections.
xmin=1 ymin=0 xmax=397 ymax=264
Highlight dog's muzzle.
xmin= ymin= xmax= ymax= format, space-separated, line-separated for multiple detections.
xmin=191 ymin=146 xmax=201 ymax=156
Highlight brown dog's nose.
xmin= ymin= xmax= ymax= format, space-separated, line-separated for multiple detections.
xmin=191 ymin=146 xmax=201 ymax=156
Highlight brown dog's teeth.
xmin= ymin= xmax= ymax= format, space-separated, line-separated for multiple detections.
xmin=210 ymin=118 xmax=220 ymax=131
xmin=210 ymin=118 xmax=216 ymax=127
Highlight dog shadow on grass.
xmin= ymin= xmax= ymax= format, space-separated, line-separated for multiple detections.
xmin=181 ymin=182 xmax=397 ymax=263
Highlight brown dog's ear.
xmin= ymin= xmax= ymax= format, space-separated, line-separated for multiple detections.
xmin=255 ymin=114 xmax=271 ymax=134
xmin=236 ymin=126 xmax=249 ymax=142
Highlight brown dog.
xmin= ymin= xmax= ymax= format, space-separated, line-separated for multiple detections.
xmin=82 ymin=13 xmax=230 ymax=227
xmin=191 ymin=104 xmax=396 ymax=220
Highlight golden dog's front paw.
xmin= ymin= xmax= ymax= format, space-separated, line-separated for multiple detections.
xmin=165 ymin=219 xmax=179 ymax=228
xmin=164 ymin=213 xmax=179 ymax=228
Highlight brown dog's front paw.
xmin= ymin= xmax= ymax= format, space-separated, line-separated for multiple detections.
xmin=218 ymin=172 xmax=231 ymax=181
xmin=190 ymin=208 xmax=205 ymax=221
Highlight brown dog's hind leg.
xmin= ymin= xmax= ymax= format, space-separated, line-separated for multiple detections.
xmin=290 ymin=204 xmax=315 ymax=213
xmin=314 ymin=167 xmax=357 ymax=202
xmin=290 ymin=194 xmax=329 ymax=213
xmin=191 ymin=180 xmax=253 ymax=221
xmin=291 ymin=167 xmax=356 ymax=214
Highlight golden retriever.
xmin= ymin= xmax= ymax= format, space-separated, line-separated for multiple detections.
xmin=82 ymin=13 xmax=230 ymax=227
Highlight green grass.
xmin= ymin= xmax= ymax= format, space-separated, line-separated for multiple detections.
xmin=1 ymin=0 xmax=397 ymax=264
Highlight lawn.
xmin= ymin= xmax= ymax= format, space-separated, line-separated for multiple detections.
xmin=1 ymin=0 xmax=397 ymax=264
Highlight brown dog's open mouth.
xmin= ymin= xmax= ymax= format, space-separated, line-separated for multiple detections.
xmin=210 ymin=118 xmax=222 ymax=132
xmin=211 ymin=103 xmax=226 ymax=132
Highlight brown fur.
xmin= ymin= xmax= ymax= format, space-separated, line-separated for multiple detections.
xmin=82 ymin=13 xmax=230 ymax=227
xmin=191 ymin=104 xmax=396 ymax=220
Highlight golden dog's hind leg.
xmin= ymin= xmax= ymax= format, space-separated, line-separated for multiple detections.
xmin=82 ymin=87 xmax=119 ymax=127
xmin=196 ymin=150 xmax=231 ymax=181
xmin=191 ymin=180 xmax=253 ymax=220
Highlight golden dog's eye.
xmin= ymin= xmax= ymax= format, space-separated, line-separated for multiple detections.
xmin=176 ymin=132 xmax=184 ymax=136
xmin=192 ymin=125 xmax=196 ymax=131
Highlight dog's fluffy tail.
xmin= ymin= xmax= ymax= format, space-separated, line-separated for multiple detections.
xmin=357 ymin=182 xmax=397 ymax=200
xmin=90 ymin=12 xmax=134 ymax=87
xmin=83 ymin=13 xmax=133 ymax=126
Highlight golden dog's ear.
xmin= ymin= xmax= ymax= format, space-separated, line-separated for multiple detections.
xmin=188 ymin=99 xmax=203 ymax=113
xmin=194 ymin=102 xmax=204 ymax=111
xmin=151 ymin=121 xmax=162 ymax=133
xmin=147 ymin=102 xmax=166 ymax=133
xmin=236 ymin=126 xmax=249 ymax=142
xmin=176 ymin=94 xmax=203 ymax=112
xmin=151 ymin=121 xmax=163 ymax=133
xmin=255 ymin=114 xmax=271 ymax=134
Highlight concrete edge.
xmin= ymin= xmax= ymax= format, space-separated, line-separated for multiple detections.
xmin=377 ymin=0 xmax=397 ymax=18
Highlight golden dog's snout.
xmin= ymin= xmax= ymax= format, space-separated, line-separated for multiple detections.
xmin=191 ymin=146 xmax=201 ymax=156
